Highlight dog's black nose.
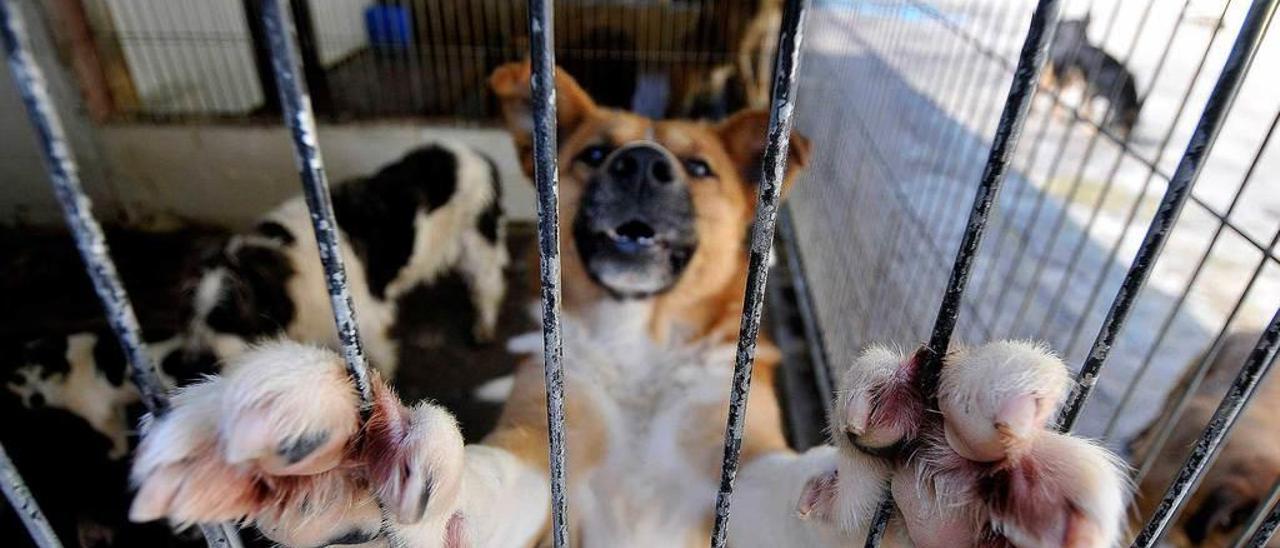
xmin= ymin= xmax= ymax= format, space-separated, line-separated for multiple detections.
xmin=605 ymin=144 xmax=677 ymax=187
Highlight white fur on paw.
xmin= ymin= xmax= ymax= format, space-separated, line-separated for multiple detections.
xmin=218 ymin=342 xmax=360 ymax=475
xmin=833 ymin=345 xmax=925 ymax=455
xmin=938 ymin=340 xmax=1070 ymax=462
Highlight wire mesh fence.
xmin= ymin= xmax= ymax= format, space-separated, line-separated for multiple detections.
xmin=791 ymin=0 xmax=1279 ymax=443
xmin=77 ymin=0 xmax=760 ymax=122
xmin=788 ymin=0 xmax=1279 ymax=543
xmin=3 ymin=0 xmax=1280 ymax=546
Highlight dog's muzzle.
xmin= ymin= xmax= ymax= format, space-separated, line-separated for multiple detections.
xmin=573 ymin=142 xmax=698 ymax=299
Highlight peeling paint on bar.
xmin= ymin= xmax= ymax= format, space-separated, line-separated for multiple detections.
xmin=1234 ymin=480 xmax=1280 ymax=548
xmin=862 ymin=0 xmax=1062 ymax=543
xmin=710 ymin=1 xmax=811 ymax=546
xmin=1241 ymin=505 xmax=1280 ymax=548
xmin=1133 ymin=307 xmax=1280 ymax=546
xmin=0 ymin=0 xmax=169 ymax=416
xmin=1055 ymin=0 xmax=1278 ymax=433
xmin=259 ymin=0 xmax=374 ymax=412
xmin=0 ymin=444 xmax=59 ymax=548
xmin=0 ymin=1 xmax=242 ymax=546
xmin=525 ymin=1 xmax=569 ymax=546
xmin=919 ymin=0 xmax=1061 ymax=382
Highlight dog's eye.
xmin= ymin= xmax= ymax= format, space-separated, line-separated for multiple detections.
xmin=577 ymin=145 xmax=611 ymax=167
xmin=683 ymin=158 xmax=715 ymax=179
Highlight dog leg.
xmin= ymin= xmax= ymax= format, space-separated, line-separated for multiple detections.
xmin=727 ymin=346 xmax=932 ymax=546
xmin=730 ymin=446 xmax=893 ymax=546
xmin=459 ymin=230 xmax=509 ymax=344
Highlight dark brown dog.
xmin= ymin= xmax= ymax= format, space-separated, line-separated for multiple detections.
xmin=1131 ymin=331 xmax=1280 ymax=547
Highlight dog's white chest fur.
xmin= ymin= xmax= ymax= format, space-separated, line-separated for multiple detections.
xmin=553 ymin=303 xmax=736 ymax=546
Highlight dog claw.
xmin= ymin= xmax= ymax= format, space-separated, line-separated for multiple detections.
xmin=832 ymin=345 xmax=925 ymax=456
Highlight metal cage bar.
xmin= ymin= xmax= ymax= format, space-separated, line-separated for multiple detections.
xmin=1235 ymin=480 xmax=1280 ymax=548
xmin=0 ymin=444 xmax=59 ymax=548
xmin=525 ymin=0 xmax=570 ymax=546
xmin=259 ymin=0 xmax=376 ymax=410
xmin=0 ymin=1 xmax=241 ymax=546
xmin=709 ymin=0 xmax=810 ymax=545
xmin=1103 ymin=107 xmax=1280 ymax=440
xmin=1133 ymin=308 xmax=1280 ymax=546
xmin=863 ymin=0 xmax=1062 ymax=542
xmin=1055 ymin=0 xmax=1278 ymax=432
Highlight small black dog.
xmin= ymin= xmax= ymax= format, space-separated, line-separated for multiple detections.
xmin=1046 ymin=16 xmax=1143 ymax=134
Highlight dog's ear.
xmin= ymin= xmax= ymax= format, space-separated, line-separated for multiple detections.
xmin=489 ymin=61 xmax=598 ymax=178
xmin=716 ymin=109 xmax=811 ymax=199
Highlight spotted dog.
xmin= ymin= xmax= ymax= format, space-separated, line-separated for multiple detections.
xmin=1131 ymin=331 xmax=1280 ymax=547
xmin=171 ymin=142 xmax=508 ymax=378
xmin=4 ymin=331 xmax=178 ymax=460
xmin=126 ymin=65 xmax=1127 ymax=546
xmin=1 ymin=332 xmax=209 ymax=547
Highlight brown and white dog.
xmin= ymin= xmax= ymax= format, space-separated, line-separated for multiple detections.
xmin=126 ymin=64 xmax=1127 ymax=547
xmin=1131 ymin=331 xmax=1280 ymax=547
xmin=169 ymin=142 xmax=508 ymax=379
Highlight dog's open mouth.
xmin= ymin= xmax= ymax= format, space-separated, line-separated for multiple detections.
xmin=606 ymin=220 xmax=657 ymax=253
xmin=574 ymin=216 xmax=697 ymax=299
xmin=571 ymin=142 xmax=699 ymax=299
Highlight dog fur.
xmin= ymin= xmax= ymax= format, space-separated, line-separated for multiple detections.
xmin=126 ymin=64 xmax=1128 ymax=547
xmin=172 ymin=142 xmax=508 ymax=378
xmin=1131 ymin=331 xmax=1280 ymax=547
xmin=3 ymin=331 xmax=187 ymax=459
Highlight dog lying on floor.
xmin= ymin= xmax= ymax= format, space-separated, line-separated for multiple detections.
xmin=1130 ymin=331 xmax=1280 ymax=547
xmin=169 ymin=142 xmax=508 ymax=379
xmin=4 ymin=330 xmax=189 ymax=460
xmin=125 ymin=64 xmax=1127 ymax=546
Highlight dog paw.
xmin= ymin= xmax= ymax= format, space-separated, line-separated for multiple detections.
xmin=832 ymin=345 xmax=927 ymax=457
xmin=999 ymin=432 xmax=1130 ymax=547
xmin=130 ymin=343 xmax=365 ymax=523
xmin=885 ymin=340 xmax=1127 ymax=548
xmin=937 ymin=341 xmax=1070 ymax=462
xmin=129 ymin=341 xmax=467 ymax=546
xmin=364 ymin=396 xmax=466 ymax=524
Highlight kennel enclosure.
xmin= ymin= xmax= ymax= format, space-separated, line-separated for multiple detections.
xmin=3 ymin=0 xmax=1280 ymax=547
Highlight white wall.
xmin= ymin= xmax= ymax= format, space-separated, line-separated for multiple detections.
xmin=98 ymin=123 xmax=536 ymax=229
xmin=308 ymin=0 xmax=374 ymax=67
xmin=103 ymin=0 xmax=264 ymax=114
xmin=0 ymin=1 xmax=117 ymax=225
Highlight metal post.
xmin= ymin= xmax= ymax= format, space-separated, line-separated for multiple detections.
xmin=259 ymin=0 xmax=375 ymax=410
xmin=1055 ymin=0 xmax=1278 ymax=432
xmin=863 ymin=0 xmax=1062 ymax=542
xmin=0 ymin=444 xmax=60 ymax=548
xmin=0 ymin=1 xmax=242 ymax=546
xmin=525 ymin=0 xmax=568 ymax=546
xmin=1233 ymin=480 xmax=1280 ymax=548
xmin=710 ymin=0 xmax=810 ymax=545
xmin=1132 ymin=308 xmax=1280 ymax=546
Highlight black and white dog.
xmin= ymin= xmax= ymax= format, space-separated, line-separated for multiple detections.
xmin=171 ymin=141 xmax=508 ymax=378
xmin=2 ymin=331 xmax=206 ymax=547
xmin=1045 ymin=16 xmax=1143 ymax=134
xmin=4 ymin=331 xmax=181 ymax=460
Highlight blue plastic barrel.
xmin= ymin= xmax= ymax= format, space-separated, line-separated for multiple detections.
xmin=365 ymin=4 xmax=412 ymax=51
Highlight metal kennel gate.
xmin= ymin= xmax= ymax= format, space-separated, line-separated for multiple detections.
xmin=1 ymin=1 xmax=1279 ymax=548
